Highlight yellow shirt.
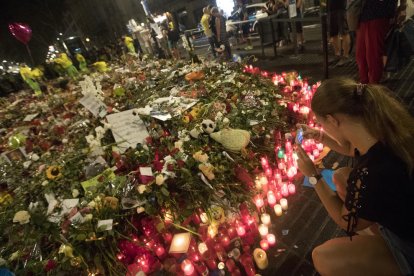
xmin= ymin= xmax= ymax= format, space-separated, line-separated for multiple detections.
xmin=19 ymin=66 xmax=33 ymax=81
xmin=55 ymin=53 xmax=73 ymax=69
xmin=93 ymin=61 xmax=108 ymax=72
xmin=124 ymin=36 xmax=133 ymax=46
xmin=201 ymin=14 xmax=213 ymax=37
xmin=76 ymin=53 xmax=86 ymax=63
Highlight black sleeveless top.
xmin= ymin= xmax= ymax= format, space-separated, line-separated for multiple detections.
xmin=343 ymin=142 xmax=414 ymax=242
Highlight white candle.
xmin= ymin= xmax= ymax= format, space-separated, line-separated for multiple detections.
xmin=280 ymin=198 xmax=288 ymax=210
xmin=274 ymin=204 xmax=283 ymax=216
xmin=258 ymin=224 xmax=269 ymax=236
xmin=253 ymin=248 xmax=269 ymax=269
xmin=260 ymin=213 xmax=271 ymax=225
xmin=266 ymin=234 xmax=276 ymax=246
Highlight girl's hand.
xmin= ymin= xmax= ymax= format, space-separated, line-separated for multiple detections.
xmin=296 ymin=123 xmax=322 ymax=141
xmin=296 ymin=144 xmax=318 ymax=177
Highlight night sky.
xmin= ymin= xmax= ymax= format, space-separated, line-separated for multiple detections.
xmin=0 ymin=0 xmax=66 ymax=64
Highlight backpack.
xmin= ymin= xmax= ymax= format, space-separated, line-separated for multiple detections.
xmin=346 ymin=0 xmax=365 ymax=31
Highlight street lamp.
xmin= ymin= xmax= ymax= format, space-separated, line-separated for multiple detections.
xmin=59 ymin=32 xmax=63 ymax=36
xmin=85 ymin=37 xmax=90 ymax=42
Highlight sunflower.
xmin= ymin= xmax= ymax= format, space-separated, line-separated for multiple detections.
xmin=46 ymin=166 xmax=62 ymax=180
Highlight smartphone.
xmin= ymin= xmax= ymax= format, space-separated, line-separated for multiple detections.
xmin=296 ymin=128 xmax=304 ymax=144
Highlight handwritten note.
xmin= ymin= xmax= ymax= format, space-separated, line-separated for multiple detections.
xmin=79 ymin=94 xmax=107 ymax=117
xmin=106 ymin=110 xmax=149 ymax=153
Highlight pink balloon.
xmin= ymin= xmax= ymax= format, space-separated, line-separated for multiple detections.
xmin=8 ymin=22 xmax=32 ymax=44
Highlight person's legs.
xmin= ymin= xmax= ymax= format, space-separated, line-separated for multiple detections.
xmin=208 ymin=36 xmax=217 ymax=57
xmin=342 ymin=33 xmax=351 ymax=58
xmin=356 ymin=22 xmax=369 ymax=83
xmin=365 ymin=18 xmax=390 ymax=83
xmin=312 ymin=235 xmax=402 ymax=276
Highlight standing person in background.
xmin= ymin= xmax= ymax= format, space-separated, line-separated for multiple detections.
xmin=329 ymin=0 xmax=351 ymax=66
xmin=211 ymin=7 xmax=232 ymax=60
xmin=75 ymin=52 xmax=89 ymax=74
xmin=19 ymin=64 xmax=42 ymax=96
xmin=356 ymin=0 xmax=407 ymax=83
xmin=165 ymin=12 xmax=181 ymax=60
xmin=54 ymin=53 xmax=79 ymax=80
xmin=201 ymin=6 xmax=219 ymax=58
xmin=295 ymin=0 xmax=305 ymax=51
xmin=237 ymin=0 xmax=253 ymax=50
xmin=123 ymin=35 xmax=136 ymax=54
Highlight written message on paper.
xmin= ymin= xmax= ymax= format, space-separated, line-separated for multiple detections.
xmin=106 ymin=110 xmax=149 ymax=152
xmin=79 ymin=94 xmax=107 ymax=117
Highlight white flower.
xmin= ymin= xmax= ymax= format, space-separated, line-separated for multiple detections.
xmin=95 ymin=126 xmax=105 ymax=136
xmin=31 ymin=153 xmax=40 ymax=161
xmin=41 ymin=180 xmax=49 ymax=186
xmin=85 ymin=135 xmax=95 ymax=144
xmin=137 ymin=207 xmax=145 ymax=214
xmin=87 ymin=201 xmax=96 ymax=208
xmin=84 ymin=214 xmax=93 ymax=222
xmin=72 ymin=189 xmax=80 ymax=198
xmin=137 ymin=185 xmax=147 ymax=194
xmin=174 ymin=140 xmax=184 ymax=152
xmin=29 ymin=202 xmax=39 ymax=210
xmin=23 ymin=161 xmax=32 ymax=169
xmin=155 ymin=174 xmax=165 ymax=186
xmin=62 ymin=138 xmax=68 ymax=144
xmin=13 ymin=210 xmax=31 ymax=224
xmin=223 ymin=118 xmax=230 ymax=124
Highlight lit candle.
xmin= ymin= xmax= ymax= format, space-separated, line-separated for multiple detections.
xmin=260 ymin=213 xmax=271 ymax=225
xmin=169 ymin=233 xmax=192 ymax=254
xmin=198 ymin=242 xmax=208 ymax=255
xmin=266 ymin=234 xmax=276 ymax=246
xmin=255 ymin=178 xmax=262 ymax=190
xmin=155 ymin=244 xmax=166 ymax=258
xmin=258 ymin=224 xmax=269 ymax=236
xmin=274 ymin=204 xmax=283 ymax=216
xmin=254 ymin=195 xmax=264 ymax=208
xmin=265 ymin=168 xmax=272 ymax=177
xmin=267 ymin=191 xmax=276 ymax=207
xmin=317 ymin=143 xmax=324 ymax=151
xmin=253 ymin=249 xmax=269 ymax=270
xmin=208 ymin=225 xmax=218 ymax=238
xmin=288 ymin=183 xmax=296 ymax=195
xmin=260 ymin=239 xmax=270 ymax=251
xmin=260 ymin=157 xmax=269 ymax=169
xmin=237 ymin=224 xmax=246 ymax=237
xmin=200 ymin=213 xmax=209 ymax=224
xmin=220 ymin=235 xmax=231 ymax=249
xmin=228 ymin=227 xmax=237 ymax=239
xmin=280 ymin=198 xmax=288 ymax=210
xmin=281 ymin=184 xmax=289 ymax=197
xmin=181 ymin=259 xmax=195 ymax=275
xmin=285 ymin=141 xmax=293 ymax=154
xmin=260 ymin=176 xmax=268 ymax=185
xmin=286 ymin=166 xmax=297 ymax=179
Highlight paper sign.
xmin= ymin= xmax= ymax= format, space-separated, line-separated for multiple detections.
xmin=97 ymin=219 xmax=113 ymax=231
xmin=139 ymin=167 xmax=153 ymax=176
xmin=70 ymin=212 xmax=85 ymax=224
xmin=61 ymin=199 xmax=80 ymax=215
xmin=106 ymin=110 xmax=149 ymax=153
xmin=81 ymin=168 xmax=116 ymax=191
xmin=23 ymin=113 xmax=39 ymax=122
xmin=79 ymin=94 xmax=107 ymax=117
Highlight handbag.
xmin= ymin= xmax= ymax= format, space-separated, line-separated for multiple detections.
xmin=346 ymin=0 xmax=365 ymax=32
xmin=384 ymin=24 xmax=413 ymax=72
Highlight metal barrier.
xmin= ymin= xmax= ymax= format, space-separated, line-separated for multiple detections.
xmin=257 ymin=14 xmax=329 ymax=79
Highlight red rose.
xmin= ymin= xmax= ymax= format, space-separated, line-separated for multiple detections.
xmin=44 ymin=259 xmax=57 ymax=272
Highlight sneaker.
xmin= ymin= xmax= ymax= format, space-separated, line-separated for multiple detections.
xmin=244 ymin=45 xmax=253 ymax=50
xmin=336 ymin=57 xmax=351 ymax=67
